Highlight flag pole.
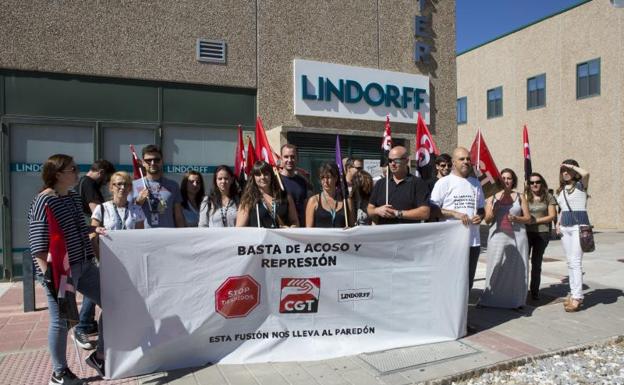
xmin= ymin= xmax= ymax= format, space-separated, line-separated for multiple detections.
xmin=130 ymin=145 xmax=149 ymax=191
xmin=475 ymin=128 xmax=481 ymax=210
xmin=256 ymin=203 xmax=261 ymax=228
xmin=385 ymin=166 xmax=389 ymax=206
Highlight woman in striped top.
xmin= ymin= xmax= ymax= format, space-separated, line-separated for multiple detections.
xmin=556 ymin=159 xmax=590 ymax=312
xmin=28 ymin=154 xmax=105 ymax=384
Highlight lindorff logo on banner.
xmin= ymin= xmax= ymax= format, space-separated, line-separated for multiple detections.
xmin=279 ymin=278 xmax=321 ymax=313
xmin=337 ymin=288 xmax=373 ymax=302
xmin=294 ymin=59 xmax=430 ymax=124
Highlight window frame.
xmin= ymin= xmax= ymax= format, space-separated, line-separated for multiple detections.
xmin=527 ymin=73 xmax=546 ymax=110
xmin=576 ymin=58 xmax=600 ymax=100
xmin=456 ymin=96 xmax=467 ymax=124
xmin=486 ymin=86 xmax=503 ymax=119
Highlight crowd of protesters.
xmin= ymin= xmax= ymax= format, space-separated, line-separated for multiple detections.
xmin=28 ymin=143 xmax=590 ymax=385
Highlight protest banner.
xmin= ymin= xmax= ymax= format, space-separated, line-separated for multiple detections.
xmin=100 ymin=222 xmax=469 ymax=379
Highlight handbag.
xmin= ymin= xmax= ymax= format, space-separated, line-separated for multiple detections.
xmin=562 ymin=188 xmax=595 ymax=253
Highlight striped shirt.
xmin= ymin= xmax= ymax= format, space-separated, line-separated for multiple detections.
xmin=557 ymin=181 xmax=590 ymax=226
xmin=28 ymin=190 xmax=95 ymax=275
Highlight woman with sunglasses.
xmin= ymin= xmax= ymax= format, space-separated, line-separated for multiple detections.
xmin=305 ymin=162 xmax=353 ymax=228
xmin=556 ymin=160 xmax=590 ymax=312
xmin=480 ymin=168 xmax=531 ymax=309
xmin=180 ymin=171 xmax=205 ymax=227
xmin=524 ymin=173 xmax=557 ymax=300
xmin=91 ymin=171 xmax=145 ymax=232
xmin=236 ymin=161 xmax=299 ymax=228
xmin=199 ymin=165 xmax=240 ymax=227
xmin=28 ymin=154 xmax=106 ymax=384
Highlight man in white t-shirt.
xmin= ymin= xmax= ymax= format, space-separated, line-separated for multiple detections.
xmin=430 ymin=147 xmax=485 ymax=291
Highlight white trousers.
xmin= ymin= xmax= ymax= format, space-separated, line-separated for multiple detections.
xmin=560 ymin=225 xmax=584 ymax=299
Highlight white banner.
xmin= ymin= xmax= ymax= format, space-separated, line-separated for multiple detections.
xmin=100 ymin=222 xmax=469 ymax=379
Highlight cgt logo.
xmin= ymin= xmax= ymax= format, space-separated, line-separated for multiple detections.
xmin=279 ymin=278 xmax=320 ymax=313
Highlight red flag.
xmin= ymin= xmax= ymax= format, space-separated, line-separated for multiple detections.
xmin=234 ymin=125 xmax=245 ymax=178
xmin=45 ymin=205 xmax=79 ymax=323
xmin=522 ymin=124 xmax=532 ymax=182
xmin=245 ymin=136 xmax=257 ymax=176
xmin=381 ymin=115 xmax=392 ymax=167
xmin=255 ymin=116 xmax=277 ymax=166
xmin=470 ymin=129 xmax=502 ymax=197
xmin=415 ymin=112 xmax=440 ymax=180
xmin=129 ymin=144 xmax=142 ymax=180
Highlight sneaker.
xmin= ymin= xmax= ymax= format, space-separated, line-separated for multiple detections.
xmin=83 ymin=322 xmax=99 ymax=337
xmin=86 ymin=351 xmax=105 ymax=378
xmin=72 ymin=329 xmax=96 ymax=350
xmin=49 ymin=368 xmax=84 ymax=385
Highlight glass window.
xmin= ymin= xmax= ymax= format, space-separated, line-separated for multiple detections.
xmin=527 ymin=74 xmax=546 ymax=109
xmin=456 ymin=97 xmax=467 ymax=124
xmin=487 ymin=86 xmax=503 ymax=118
xmin=577 ymin=58 xmax=600 ymax=99
xmin=162 ymin=125 xmax=237 ymax=185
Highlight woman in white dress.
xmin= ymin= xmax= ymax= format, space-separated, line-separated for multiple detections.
xmin=480 ymin=168 xmax=531 ymax=308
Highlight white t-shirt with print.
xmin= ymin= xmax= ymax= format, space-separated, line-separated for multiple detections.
xmin=430 ymin=173 xmax=485 ymax=247
xmin=92 ymin=201 xmax=145 ymax=230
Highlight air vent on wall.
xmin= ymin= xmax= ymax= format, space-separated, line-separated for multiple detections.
xmin=196 ymin=38 xmax=226 ymax=64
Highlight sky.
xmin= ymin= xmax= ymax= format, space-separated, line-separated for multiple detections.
xmin=456 ymin=0 xmax=586 ymax=53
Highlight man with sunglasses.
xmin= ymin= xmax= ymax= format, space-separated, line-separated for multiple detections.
xmin=435 ymin=153 xmax=452 ymax=181
xmin=132 ymin=144 xmax=185 ymax=228
xmin=429 ymin=147 xmax=485 ymax=292
xmin=73 ymin=159 xmax=115 ymax=351
xmin=367 ymin=146 xmax=430 ymax=224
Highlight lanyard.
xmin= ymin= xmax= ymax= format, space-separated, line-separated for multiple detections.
xmin=220 ymin=199 xmax=232 ymax=227
xmin=261 ymin=198 xmax=278 ymax=228
xmin=322 ymin=192 xmax=337 ymax=226
xmin=112 ymin=203 xmax=129 ymax=230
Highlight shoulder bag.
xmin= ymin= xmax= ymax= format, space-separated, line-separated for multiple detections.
xmin=562 ymin=189 xmax=595 ymax=253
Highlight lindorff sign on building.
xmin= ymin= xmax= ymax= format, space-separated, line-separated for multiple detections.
xmin=294 ymin=59 xmax=430 ymax=124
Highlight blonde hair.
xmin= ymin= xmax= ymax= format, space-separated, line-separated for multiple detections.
xmin=108 ymin=171 xmax=132 ymax=191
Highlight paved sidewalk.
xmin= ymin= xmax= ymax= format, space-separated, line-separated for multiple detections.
xmin=1 ymin=231 xmax=623 ymax=385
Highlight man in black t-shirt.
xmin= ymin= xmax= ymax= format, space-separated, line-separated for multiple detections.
xmin=74 ymin=159 xmax=114 ymax=351
xmin=367 ymin=146 xmax=430 ymax=224
xmin=279 ymin=144 xmax=308 ymax=226
xmin=76 ymin=159 xmax=115 ymax=219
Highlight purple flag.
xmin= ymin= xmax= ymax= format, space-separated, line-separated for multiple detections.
xmin=335 ymin=135 xmax=345 ymax=177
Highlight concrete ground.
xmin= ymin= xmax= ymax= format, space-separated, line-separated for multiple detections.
xmin=1 ymin=230 xmax=622 ymax=385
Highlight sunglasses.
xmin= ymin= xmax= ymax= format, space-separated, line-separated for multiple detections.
xmin=388 ymin=158 xmax=407 ymax=164
xmin=143 ymin=158 xmax=161 ymax=164
xmin=529 ymin=180 xmax=542 ymax=185
xmin=438 ymin=163 xmax=450 ymax=168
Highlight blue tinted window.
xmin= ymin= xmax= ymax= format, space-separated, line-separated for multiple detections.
xmin=487 ymin=86 xmax=503 ymax=118
xmin=527 ymin=74 xmax=546 ymax=109
xmin=577 ymin=58 xmax=600 ymax=99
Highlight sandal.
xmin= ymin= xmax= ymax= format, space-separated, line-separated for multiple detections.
xmin=564 ymin=298 xmax=582 ymax=312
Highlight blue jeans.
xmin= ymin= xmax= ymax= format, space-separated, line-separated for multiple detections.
xmin=44 ymin=259 xmax=104 ymax=373
xmin=76 ymin=297 xmax=97 ymax=333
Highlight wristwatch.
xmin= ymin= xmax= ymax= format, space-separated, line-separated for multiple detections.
xmin=396 ymin=210 xmax=403 ymax=219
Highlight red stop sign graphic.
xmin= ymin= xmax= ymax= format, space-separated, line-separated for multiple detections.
xmin=215 ymin=275 xmax=260 ymax=318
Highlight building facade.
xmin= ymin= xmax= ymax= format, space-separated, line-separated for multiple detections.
xmin=0 ymin=0 xmax=456 ymax=279
xmin=457 ymin=0 xmax=624 ymax=229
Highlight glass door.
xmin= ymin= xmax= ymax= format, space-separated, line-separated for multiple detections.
xmin=8 ymin=121 xmax=94 ymax=277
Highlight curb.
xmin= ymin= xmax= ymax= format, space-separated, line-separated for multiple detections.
xmin=425 ymin=335 xmax=624 ymax=385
